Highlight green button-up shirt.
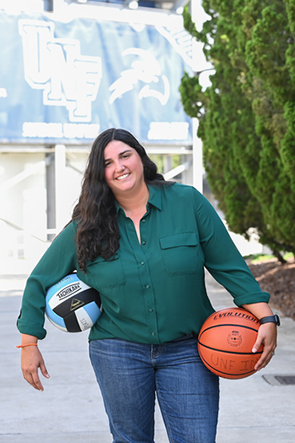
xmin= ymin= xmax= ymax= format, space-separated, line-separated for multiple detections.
xmin=17 ymin=183 xmax=270 ymax=343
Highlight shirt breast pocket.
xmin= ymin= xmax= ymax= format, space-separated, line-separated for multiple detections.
xmin=159 ymin=232 xmax=200 ymax=276
xmin=86 ymin=254 xmax=126 ymax=290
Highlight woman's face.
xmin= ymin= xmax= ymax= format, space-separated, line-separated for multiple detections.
xmin=104 ymin=140 xmax=145 ymax=198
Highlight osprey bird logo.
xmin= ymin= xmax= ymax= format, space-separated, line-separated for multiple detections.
xmin=109 ymin=48 xmax=170 ymax=105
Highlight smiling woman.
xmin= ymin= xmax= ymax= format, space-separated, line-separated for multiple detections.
xmin=103 ymin=141 xmax=146 ymax=201
xmin=17 ymin=128 xmax=277 ymax=443
xmin=103 ymin=140 xmax=149 ymax=241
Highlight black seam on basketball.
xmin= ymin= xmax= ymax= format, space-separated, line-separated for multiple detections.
xmin=198 ymin=342 xmax=263 ymax=356
xmin=199 ymin=323 xmax=259 ymax=335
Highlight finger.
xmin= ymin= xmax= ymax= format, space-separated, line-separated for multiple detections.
xmin=30 ymin=370 xmax=44 ymax=391
xmin=22 ymin=369 xmax=44 ymax=391
xmin=254 ymin=346 xmax=275 ymax=371
xmin=252 ymin=338 xmax=262 ymax=355
xmin=40 ymin=361 xmax=50 ymax=379
xmin=254 ymin=354 xmax=272 ymax=371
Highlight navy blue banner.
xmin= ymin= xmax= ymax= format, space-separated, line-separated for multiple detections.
xmin=0 ymin=11 xmax=192 ymax=145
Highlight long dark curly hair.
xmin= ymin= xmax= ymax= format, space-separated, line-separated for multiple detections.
xmin=72 ymin=128 xmax=169 ymax=272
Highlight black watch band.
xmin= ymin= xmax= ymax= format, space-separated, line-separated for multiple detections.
xmin=260 ymin=314 xmax=280 ymax=326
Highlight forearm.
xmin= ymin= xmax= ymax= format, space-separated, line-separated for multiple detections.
xmin=242 ymin=302 xmax=274 ymax=320
xmin=20 ymin=334 xmax=38 ymax=345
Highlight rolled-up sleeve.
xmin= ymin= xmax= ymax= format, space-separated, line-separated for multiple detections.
xmin=193 ymin=191 xmax=270 ymax=306
xmin=17 ymin=222 xmax=77 ymax=339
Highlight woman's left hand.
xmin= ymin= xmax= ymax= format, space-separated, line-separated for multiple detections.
xmin=252 ymin=322 xmax=277 ymax=371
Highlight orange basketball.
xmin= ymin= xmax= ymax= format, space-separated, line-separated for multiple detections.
xmin=198 ymin=307 xmax=263 ymax=379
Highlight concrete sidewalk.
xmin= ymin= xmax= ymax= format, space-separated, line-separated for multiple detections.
xmin=0 ymin=272 xmax=294 ymax=443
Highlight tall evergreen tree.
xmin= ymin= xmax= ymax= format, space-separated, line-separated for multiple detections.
xmin=180 ymin=0 xmax=295 ymax=259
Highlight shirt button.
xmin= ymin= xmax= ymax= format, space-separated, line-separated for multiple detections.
xmin=141 ymin=261 xmax=145 ymax=265
xmin=145 ymin=284 xmax=150 ymax=289
xmin=149 ymin=308 xmax=153 ymax=313
xmin=142 ymin=240 xmax=146 ymax=245
xmin=151 ymin=332 xmax=156 ymax=336
xmin=141 ymin=219 xmax=146 ymax=223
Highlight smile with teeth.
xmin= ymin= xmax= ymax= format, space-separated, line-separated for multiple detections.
xmin=116 ymin=173 xmax=130 ymax=180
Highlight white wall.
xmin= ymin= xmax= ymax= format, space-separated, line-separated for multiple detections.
xmin=0 ymin=149 xmax=88 ymax=271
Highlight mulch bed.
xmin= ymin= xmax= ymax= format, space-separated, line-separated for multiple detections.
xmin=247 ymin=258 xmax=295 ymax=320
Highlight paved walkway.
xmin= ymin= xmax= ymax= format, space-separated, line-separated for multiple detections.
xmin=0 ymin=271 xmax=294 ymax=442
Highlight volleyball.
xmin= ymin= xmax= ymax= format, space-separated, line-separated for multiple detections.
xmin=198 ymin=307 xmax=263 ymax=379
xmin=45 ymin=274 xmax=101 ymax=333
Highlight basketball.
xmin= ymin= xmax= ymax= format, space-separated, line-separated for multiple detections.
xmin=45 ymin=274 xmax=101 ymax=333
xmin=198 ymin=307 xmax=263 ymax=379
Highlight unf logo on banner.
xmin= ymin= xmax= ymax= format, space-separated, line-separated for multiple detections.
xmin=18 ymin=19 xmax=102 ymax=123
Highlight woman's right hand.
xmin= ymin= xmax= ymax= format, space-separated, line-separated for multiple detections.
xmin=20 ymin=337 xmax=50 ymax=391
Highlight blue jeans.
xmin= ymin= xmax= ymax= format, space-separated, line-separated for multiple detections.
xmin=89 ymin=335 xmax=219 ymax=443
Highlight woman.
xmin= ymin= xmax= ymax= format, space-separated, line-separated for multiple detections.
xmin=17 ymin=128 xmax=277 ymax=443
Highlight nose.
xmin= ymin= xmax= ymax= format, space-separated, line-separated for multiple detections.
xmin=114 ymin=159 xmax=125 ymax=172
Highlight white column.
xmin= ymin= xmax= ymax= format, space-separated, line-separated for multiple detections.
xmin=192 ymin=118 xmax=203 ymax=192
xmin=55 ymin=144 xmax=67 ymax=233
xmin=191 ymin=0 xmax=203 ymax=193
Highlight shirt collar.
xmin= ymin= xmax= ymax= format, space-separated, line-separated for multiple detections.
xmin=115 ymin=183 xmax=162 ymax=214
xmin=147 ymin=184 xmax=162 ymax=211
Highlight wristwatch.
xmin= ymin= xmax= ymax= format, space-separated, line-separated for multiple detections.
xmin=260 ymin=314 xmax=280 ymax=326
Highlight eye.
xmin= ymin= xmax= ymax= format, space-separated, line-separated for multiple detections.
xmin=104 ymin=160 xmax=112 ymax=168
